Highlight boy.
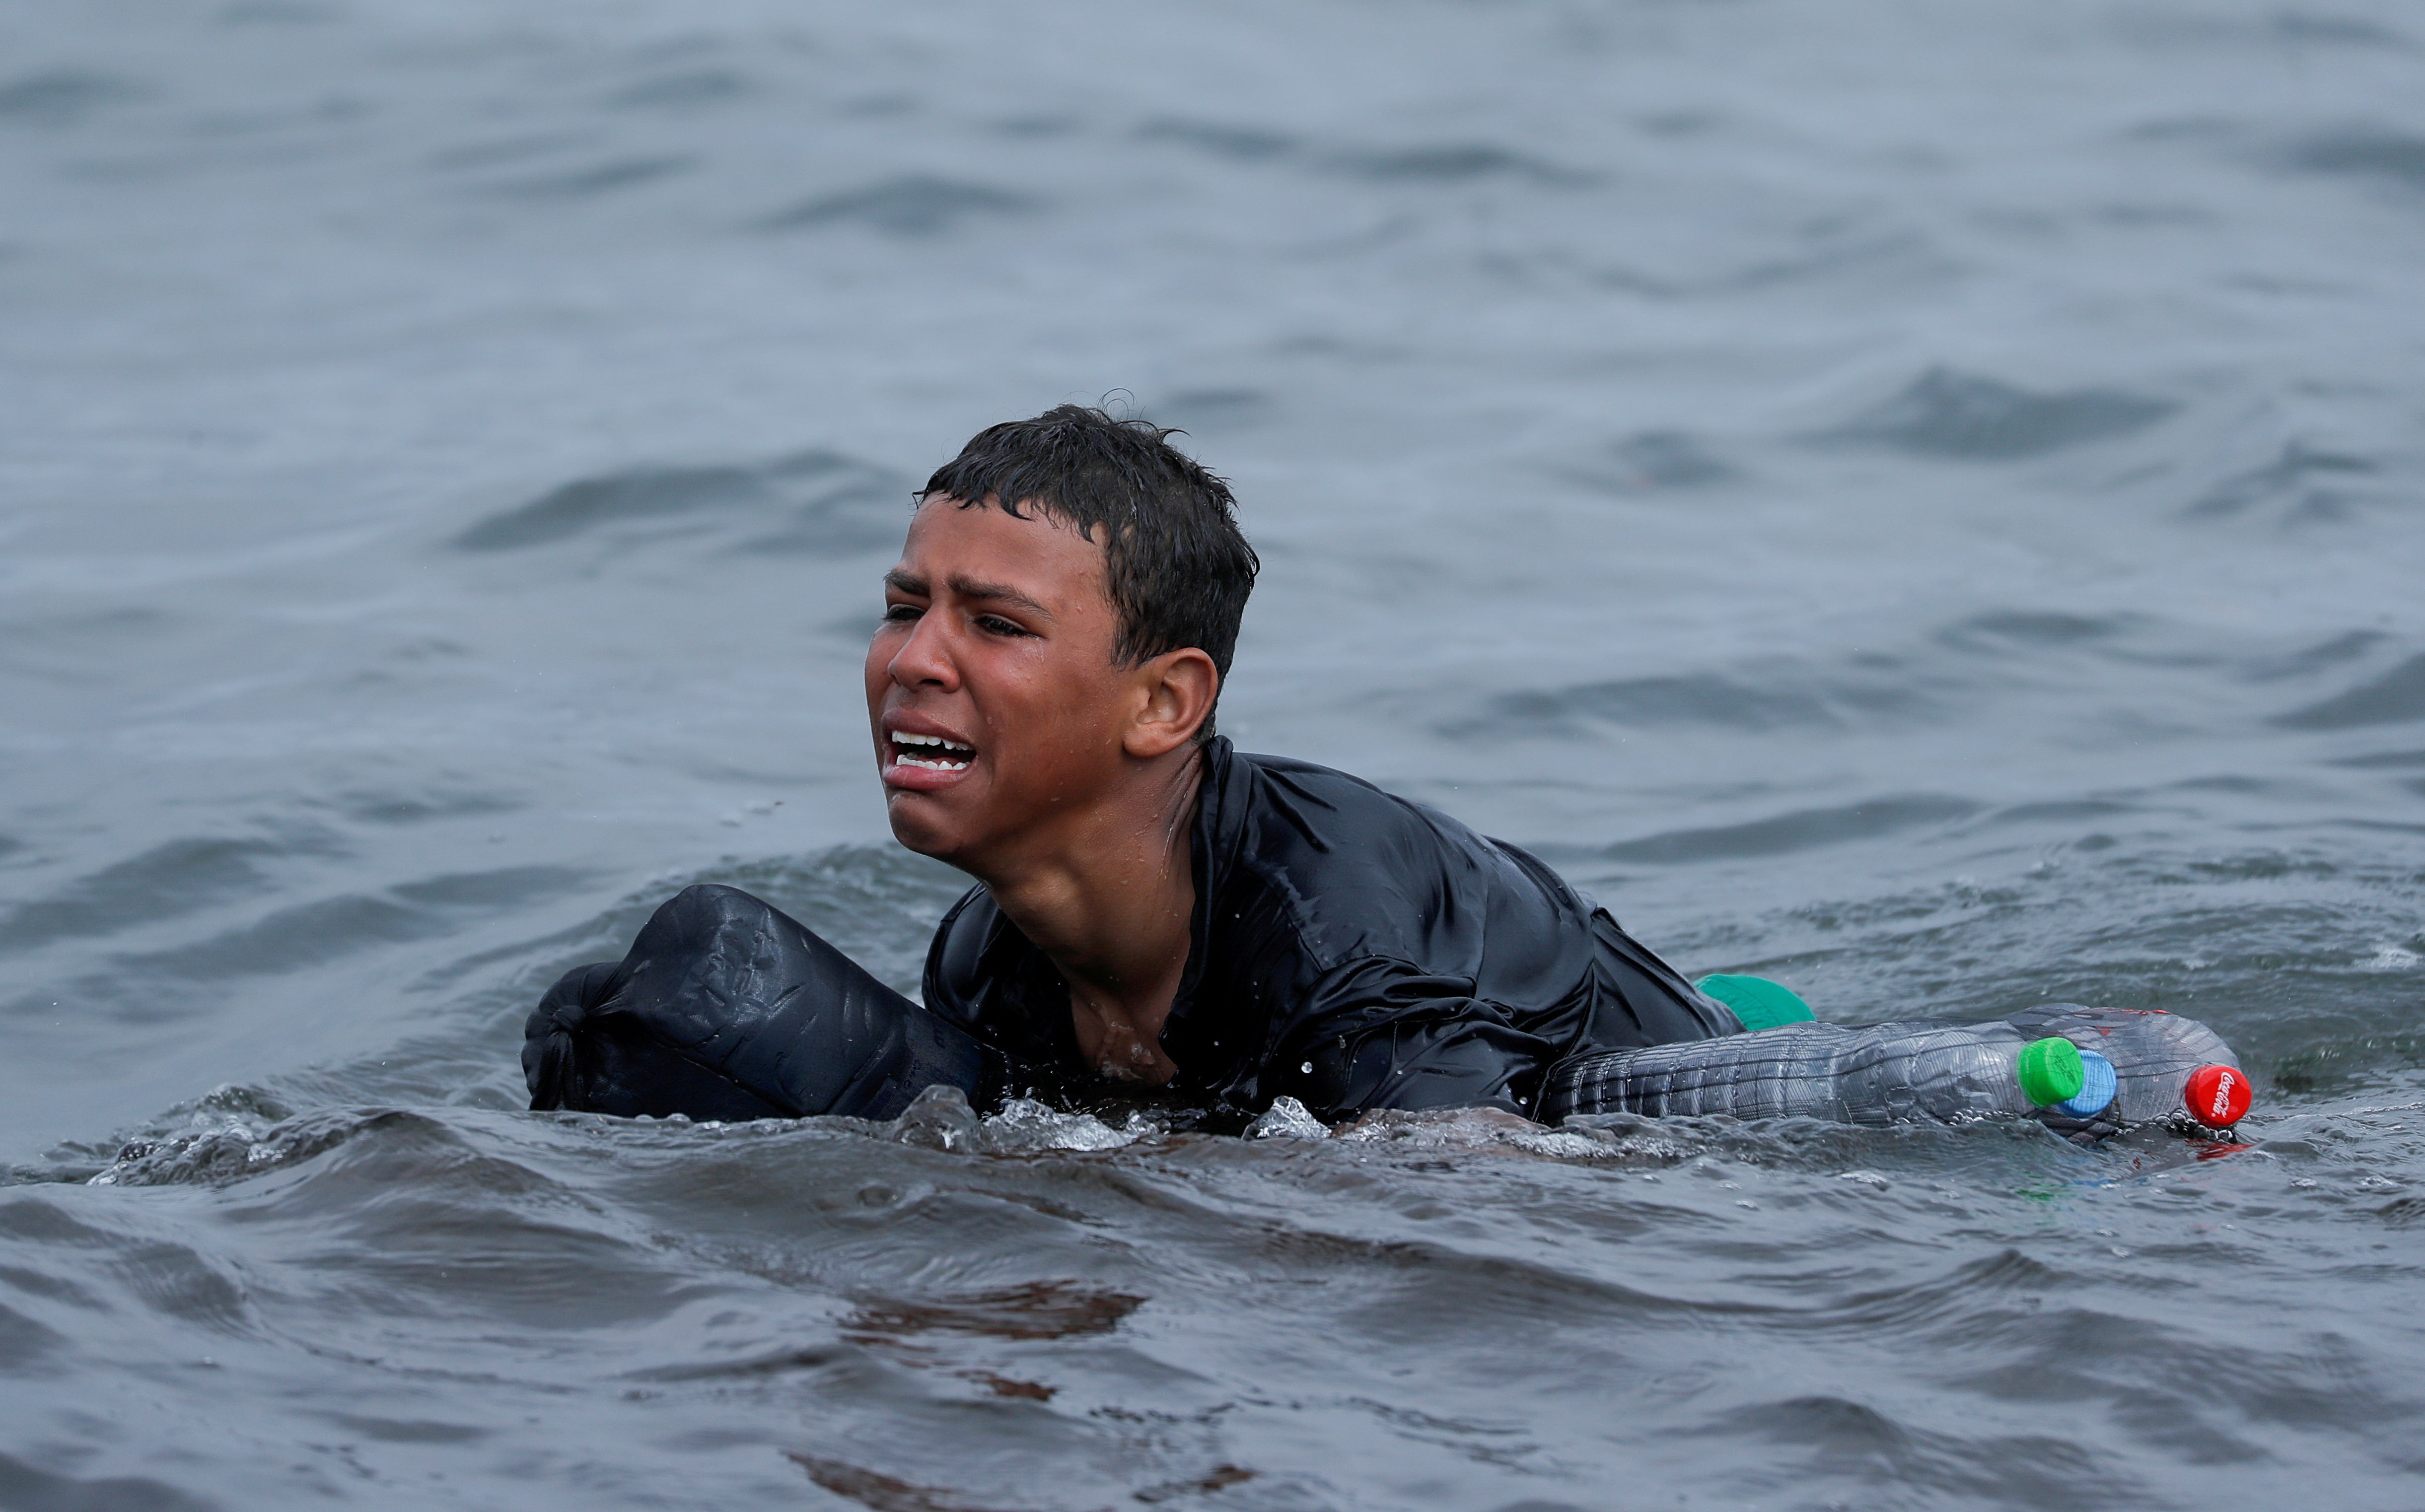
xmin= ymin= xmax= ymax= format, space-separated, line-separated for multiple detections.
xmin=526 ymin=407 xmax=1736 ymax=1124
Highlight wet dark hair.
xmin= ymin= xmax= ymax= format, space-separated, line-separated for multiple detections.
xmin=919 ymin=404 xmax=1259 ymax=738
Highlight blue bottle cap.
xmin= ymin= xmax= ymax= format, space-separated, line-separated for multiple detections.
xmin=2056 ymin=1048 xmax=2118 ymax=1118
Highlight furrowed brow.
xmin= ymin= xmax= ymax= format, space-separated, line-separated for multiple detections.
xmin=883 ymin=568 xmax=927 ymax=595
xmin=947 ymin=575 xmax=1054 ymax=621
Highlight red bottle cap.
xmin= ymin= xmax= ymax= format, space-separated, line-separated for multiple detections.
xmin=2184 ymin=1064 xmax=2252 ymax=1128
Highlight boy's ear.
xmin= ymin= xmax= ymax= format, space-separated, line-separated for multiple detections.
xmin=1125 ymin=649 xmax=1219 ymax=758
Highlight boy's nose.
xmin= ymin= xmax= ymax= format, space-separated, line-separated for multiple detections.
xmin=888 ymin=613 xmax=960 ymax=690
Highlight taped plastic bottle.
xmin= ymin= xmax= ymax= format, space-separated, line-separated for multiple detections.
xmin=1542 ymin=998 xmax=2246 ymax=1133
xmin=2003 ymin=1003 xmax=2247 ymax=1129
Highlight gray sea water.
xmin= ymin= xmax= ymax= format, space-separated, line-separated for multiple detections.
xmin=5 ymin=1 xmax=2424 ymax=1507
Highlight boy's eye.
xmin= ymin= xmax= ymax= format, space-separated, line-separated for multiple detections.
xmin=882 ymin=603 xmax=921 ymax=622
xmin=976 ymin=615 xmax=1031 ymax=637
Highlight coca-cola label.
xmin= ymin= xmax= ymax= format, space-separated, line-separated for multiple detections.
xmin=2184 ymin=1065 xmax=2252 ymax=1128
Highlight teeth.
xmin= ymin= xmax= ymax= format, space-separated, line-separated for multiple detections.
xmin=890 ymin=731 xmax=975 ymax=772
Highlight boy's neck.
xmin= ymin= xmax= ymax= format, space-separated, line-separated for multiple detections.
xmin=971 ymin=747 xmax=1203 ymax=1084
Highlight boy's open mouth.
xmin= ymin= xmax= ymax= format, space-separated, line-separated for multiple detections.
xmin=890 ymin=732 xmax=976 ymax=771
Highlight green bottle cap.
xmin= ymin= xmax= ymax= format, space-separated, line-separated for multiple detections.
xmin=1695 ymin=973 xmax=1818 ymax=1031
xmin=2015 ymin=1036 xmax=2086 ymax=1106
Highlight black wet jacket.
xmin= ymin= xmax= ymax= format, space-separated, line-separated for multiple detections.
xmin=922 ymin=738 xmax=1736 ymax=1119
xmin=526 ymin=739 xmax=1733 ymax=1123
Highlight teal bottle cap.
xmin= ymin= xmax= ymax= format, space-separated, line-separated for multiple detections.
xmin=1695 ymin=973 xmax=1818 ymax=1031
xmin=2016 ymin=1036 xmax=2086 ymax=1106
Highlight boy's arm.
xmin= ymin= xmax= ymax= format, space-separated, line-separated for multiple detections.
xmin=1262 ymin=956 xmax=1567 ymax=1121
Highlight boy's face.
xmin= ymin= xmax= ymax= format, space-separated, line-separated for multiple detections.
xmin=866 ymin=496 xmax=1138 ymax=868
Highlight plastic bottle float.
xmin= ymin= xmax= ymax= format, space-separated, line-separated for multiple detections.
xmin=1540 ymin=975 xmax=2252 ymax=1136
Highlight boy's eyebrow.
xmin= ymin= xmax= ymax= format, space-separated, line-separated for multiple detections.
xmin=884 ymin=568 xmax=1054 ymax=621
xmin=950 ymin=575 xmax=1054 ymax=620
